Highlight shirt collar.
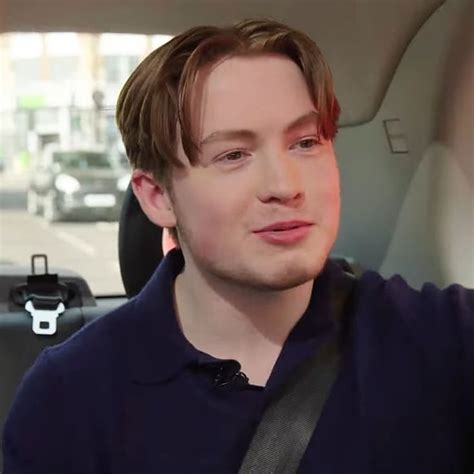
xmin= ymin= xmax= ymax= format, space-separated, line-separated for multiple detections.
xmin=126 ymin=248 xmax=345 ymax=385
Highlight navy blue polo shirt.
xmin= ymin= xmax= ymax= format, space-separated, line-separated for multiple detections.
xmin=3 ymin=249 xmax=474 ymax=473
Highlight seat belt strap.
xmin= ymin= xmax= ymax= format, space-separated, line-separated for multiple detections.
xmin=238 ymin=271 xmax=356 ymax=474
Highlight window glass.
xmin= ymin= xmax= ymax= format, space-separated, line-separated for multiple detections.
xmin=0 ymin=32 xmax=173 ymax=295
xmin=13 ymin=59 xmax=42 ymax=87
xmin=52 ymin=151 xmax=116 ymax=169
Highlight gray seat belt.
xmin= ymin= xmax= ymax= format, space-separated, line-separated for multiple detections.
xmin=238 ymin=271 xmax=356 ymax=474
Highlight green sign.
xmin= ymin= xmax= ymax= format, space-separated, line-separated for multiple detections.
xmin=17 ymin=95 xmax=45 ymax=109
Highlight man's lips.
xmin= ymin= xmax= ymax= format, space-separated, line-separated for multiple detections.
xmin=253 ymin=221 xmax=313 ymax=233
xmin=253 ymin=221 xmax=313 ymax=245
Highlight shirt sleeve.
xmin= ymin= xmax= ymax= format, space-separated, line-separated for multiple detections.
xmin=420 ymin=282 xmax=474 ymax=453
xmin=451 ymin=285 xmax=474 ymax=430
xmin=440 ymin=284 xmax=473 ymax=421
xmin=450 ymin=284 xmax=474 ymax=467
xmin=2 ymin=348 xmax=72 ymax=474
xmin=363 ymin=269 xmax=474 ymax=465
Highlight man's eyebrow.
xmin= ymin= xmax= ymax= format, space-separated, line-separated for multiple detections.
xmin=200 ymin=129 xmax=256 ymax=148
xmin=284 ymin=110 xmax=320 ymax=134
xmin=199 ymin=110 xmax=320 ymax=148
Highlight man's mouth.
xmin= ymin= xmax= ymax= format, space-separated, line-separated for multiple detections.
xmin=254 ymin=220 xmax=313 ymax=233
xmin=253 ymin=221 xmax=313 ymax=245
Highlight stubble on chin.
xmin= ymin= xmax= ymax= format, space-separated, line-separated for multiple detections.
xmin=206 ymin=253 xmax=325 ymax=293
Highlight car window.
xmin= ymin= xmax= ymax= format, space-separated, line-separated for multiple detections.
xmin=0 ymin=32 xmax=173 ymax=296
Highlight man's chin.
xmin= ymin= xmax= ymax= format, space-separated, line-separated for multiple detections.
xmin=239 ymin=257 xmax=326 ymax=292
xmin=262 ymin=266 xmax=322 ymax=290
xmin=256 ymin=274 xmax=315 ymax=291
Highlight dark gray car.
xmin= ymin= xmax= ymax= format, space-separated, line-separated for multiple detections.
xmin=27 ymin=147 xmax=130 ymax=222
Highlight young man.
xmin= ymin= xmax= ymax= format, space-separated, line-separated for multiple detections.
xmin=3 ymin=19 xmax=474 ymax=474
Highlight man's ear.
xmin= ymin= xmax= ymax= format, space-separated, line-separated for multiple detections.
xmin=131 ymin=169 xmax=177 ymax=228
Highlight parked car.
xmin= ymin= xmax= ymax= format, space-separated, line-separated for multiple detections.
xmin=27 ymin=146 xmax=130 ymax=222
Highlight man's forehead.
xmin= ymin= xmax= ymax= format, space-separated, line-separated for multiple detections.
xmin=193 ymin=53 xmax=304 ymax=95
xmin=199 ymin=111 xmax=320 ymax=148
xmin=189 ymin=54 xmax=316 ymax=138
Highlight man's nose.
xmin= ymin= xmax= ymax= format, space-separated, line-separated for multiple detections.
xmin=256 ymin=151 xmax=304 ymax=204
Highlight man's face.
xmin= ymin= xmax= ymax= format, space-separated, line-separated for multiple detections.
xmin=169 ymin=54 xmax=340 ymax=291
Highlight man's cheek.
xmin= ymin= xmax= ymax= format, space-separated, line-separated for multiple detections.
xmin=186 ymin=210 xmax=224 ymax=252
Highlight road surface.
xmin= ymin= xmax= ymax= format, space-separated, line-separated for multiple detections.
xmin=0 ymin=172 xmax=128 ymax=295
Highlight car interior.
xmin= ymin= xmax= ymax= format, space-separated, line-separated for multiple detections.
xmin=0 ymin=0 xmax=473 ymax=465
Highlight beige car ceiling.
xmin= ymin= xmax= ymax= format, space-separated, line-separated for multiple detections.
xmin=1 ymin=0 xmax=445 ymax=126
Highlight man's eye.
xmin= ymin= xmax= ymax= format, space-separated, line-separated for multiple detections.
xmin=295 ymin=138 xmax=320 ymax=150
xmin=222 ymin=151 xmax=245 ymax=161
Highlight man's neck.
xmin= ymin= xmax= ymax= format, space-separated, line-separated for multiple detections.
xmin=173 ymin=263 xmax=314 ymax=385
